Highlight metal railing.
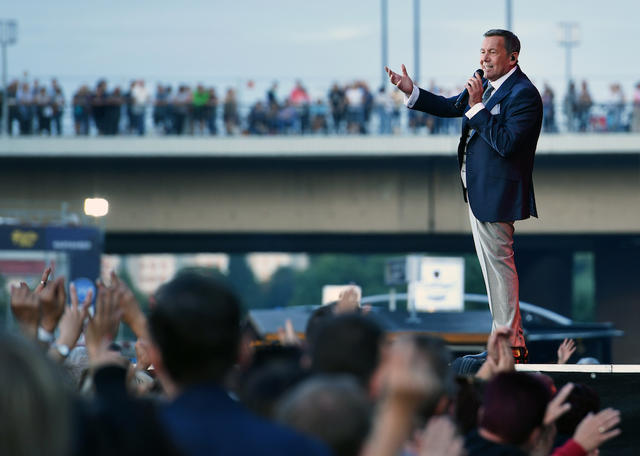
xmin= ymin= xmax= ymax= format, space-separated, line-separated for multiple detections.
xmin=1 ymin=101 xmax=639 ymax=138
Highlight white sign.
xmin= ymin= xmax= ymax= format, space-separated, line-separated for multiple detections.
xmin=412 ymin=256 xmax=464 ymax=312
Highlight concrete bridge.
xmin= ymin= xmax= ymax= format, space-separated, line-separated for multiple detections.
xmin=1 ymin=134 xmax=639 ymax=361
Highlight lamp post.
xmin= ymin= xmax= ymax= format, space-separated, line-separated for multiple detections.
xmin=0 ymin=20 xmax=17 ymax=136
xmin=557 ymin=22 xmax=580 ymax=89
xmin=413 ymin=0 xmax=420 ymax=84
xmin=381 ymin=0 xmax=388 ymax=89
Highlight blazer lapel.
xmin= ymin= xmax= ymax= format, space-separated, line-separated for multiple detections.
xmin=484 ymin=67 xmax=522 ymax=113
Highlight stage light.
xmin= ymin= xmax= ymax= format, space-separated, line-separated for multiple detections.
xmin=84 ymin=198 xmax=109 ymax=217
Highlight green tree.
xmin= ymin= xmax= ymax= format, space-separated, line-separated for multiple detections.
xmin=263 ymin=266 xmax=296 ymax=308
xmin=227 ymin=255 xmax=264 ymax=309
xmin=289 ymin=254 xmax=390 ymax=307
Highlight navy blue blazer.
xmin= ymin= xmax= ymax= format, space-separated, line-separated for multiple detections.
xmin=410 ymin=67 xmax=542 ymax=222
xmin=159 ymin=384 xmax=332 ymax=456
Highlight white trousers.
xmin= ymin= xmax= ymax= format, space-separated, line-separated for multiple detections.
xmin=468 ymin=205 xmax=526 ymax=348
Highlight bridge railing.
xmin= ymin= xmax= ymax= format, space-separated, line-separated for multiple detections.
xmin=2 ymin=101 xmax=639 ymax=137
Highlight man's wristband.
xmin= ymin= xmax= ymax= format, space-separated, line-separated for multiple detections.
xmin=37 ymin=326 xmax=55 ymax=344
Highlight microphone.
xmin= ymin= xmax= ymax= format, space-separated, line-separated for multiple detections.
xmin=454 ymin=69 xmax=484 ymax=109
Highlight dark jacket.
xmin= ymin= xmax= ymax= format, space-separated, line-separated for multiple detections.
xmin=159 ymin=383 xmax=332 ymax=456
xmin=410 ymin=67 xmax=543 ymax=223
xmin=465 ymin=429 xmax=528 ymax=456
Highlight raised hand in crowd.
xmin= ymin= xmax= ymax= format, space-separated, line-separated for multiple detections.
xmin=10 ymin=282 xmax=40 ymax=339
xmin=418 ymin=416 xmax=465 ymax=456
xmin=569 ymin=408 xmax=621 ymax=453
xmin=85 ymin=280 xmax=123 ymax=366
xmin=334 ymin=287 xmax=360 ymax=314
xmin=33 ymin=264 xmax=52 ymax=294
xmin=544 ymin=382 xmax=574 ymax=426
xmin=48 ymin=283 xmax=93 ymax=363
xmin=134 ymin=338 xmax=152 ymax=371
xmin=385 ymin=64 xmax=414 ymax=97
xmin=363 ymin=337 xmax=443 ymax=456
xmin=38 ymin=276 xmax=67 ymax=333
xmin=557 ymin=338 xmax=577 ymax=364
xmin=475 ymin=326 xmax=514 ymax=380
xmin=277 ymin=318 xmax=302 ymax=347
xmin=109 ymin=271 xmax=149 ymax=339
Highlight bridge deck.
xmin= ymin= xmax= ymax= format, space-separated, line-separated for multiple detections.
xmin=1 ymin=133 xmax=640 ymax=158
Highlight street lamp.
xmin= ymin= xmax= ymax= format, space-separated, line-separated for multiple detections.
xmin=413 ymin=0 xmax=420 ymax=84
xmin=0 ymin=20 xmax=17 ymax=136
xmin=84 ymin=198 xmax=109 ymax=217
xmin=557 ymin=22 xmax=580 ymax=88
xmin=380 ymin=0 xmax=388 ymax=89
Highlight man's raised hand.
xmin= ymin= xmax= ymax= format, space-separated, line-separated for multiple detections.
xmin=385 ymin=64 xmax=414 ymax=97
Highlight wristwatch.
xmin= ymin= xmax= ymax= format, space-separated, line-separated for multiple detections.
xmin=52 ymin=343 xmax=70 ymax=358
xmin=37 ymin=326 xmax=55 ymax=344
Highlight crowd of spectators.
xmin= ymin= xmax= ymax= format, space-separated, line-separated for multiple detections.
xmin=2 ymin=76 xmax=640 ymax=137
xmin=1 ymin=264 xmax=624 ymax=456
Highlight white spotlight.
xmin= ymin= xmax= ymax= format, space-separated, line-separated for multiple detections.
xmin=84 ymin=198 xmax=109 ymax=217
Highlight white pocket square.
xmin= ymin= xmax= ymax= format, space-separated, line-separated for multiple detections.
xmin=490 ymin=104 xmax=500 ymax=115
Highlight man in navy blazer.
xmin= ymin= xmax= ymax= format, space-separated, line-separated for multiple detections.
xmin=147 ymin=272 xmax=331 ymax=456
xmin=386 ymin=29 xmax=542 ymax=360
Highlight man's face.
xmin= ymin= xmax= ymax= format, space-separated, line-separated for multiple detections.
xmin=480 ymin=36 xmax=516 ymax=82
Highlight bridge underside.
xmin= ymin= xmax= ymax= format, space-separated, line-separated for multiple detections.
xmin=1 ymin=136 xmax=639 ymax=362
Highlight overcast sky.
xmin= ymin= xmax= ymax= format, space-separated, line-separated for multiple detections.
xmin=4 ymin=0 xmax=638 ymax=100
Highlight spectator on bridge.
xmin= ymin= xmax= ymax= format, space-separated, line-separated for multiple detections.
xmin=5 ymin=80 xmax=20 ymax=135
xmin=606 ymin=83 xmax=626 ymax=132
xmin=328 ymin=82 xmax=346 ymax=134
xmin=248 ymin=101 xmax=269 ymax=135
xmin=390 ymin=87 xmax=404 ymax=134
xmin=267 ymin=81 xmax=279 ymax=106
xmin=564 ymin=81 xmax=578 ymax=132
xmin=361 ymin=81 xmax=374 ymax=135
xmin=289 ymin=80 xmax=310 ymax=107
xmin=16 ymin=82 xmax=34 ymax=135
xmin=192 ymin=84 xmax=209 ymax=135
xmin=172 ymin=84 xmax=192 ymax=135
xmin=153 ymin=84 xmax=170 ymax=134
xmin=375 ymin=86 xmax=394 ymax=135
xmin=576 ymin=80 xmax=593 ymax=132
xmin=206 ymin=87 xmax=219 ymax=135
xmin=50 ymin=78 xmax=65 ymax=136
xmin=633 ymin=81 xmax=640 ymax=132
xmin=131 ymin=79 xmax=151 ymax=135
xmin=345 ymin=82 xmax=366 ymax=134
xmin=105 ymin=86 xmax=124 ymax=135
xmin=91 ymin=79 xmax=109 ymax=135
xmin=310 ymin=98 xmax=329 ymax=134
xmin=72 ymin=85 xmax=91 ymax=135
xmin=542 ymin=83 xmax=557 ymax=133
xmin=277 ymin=99 xmax=300 ymax=134
xmin=223 ymin=88 xmax=240 ymax=135
xmin=35 ymin=86 xmax=53 ymax=135
xmin=289 ymin=81 xmax=311 ymax=134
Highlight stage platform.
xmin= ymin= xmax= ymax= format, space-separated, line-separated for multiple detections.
xmin=516 ymin=364 xmax=640 ymax=454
